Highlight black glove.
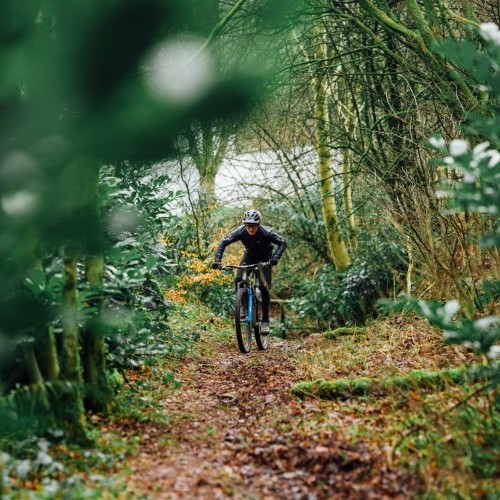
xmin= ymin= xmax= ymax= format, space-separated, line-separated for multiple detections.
xmin=270 ymin=258 xmax=278 ymax=266
xmin=212 ymin=262 xmax=221 ymax=270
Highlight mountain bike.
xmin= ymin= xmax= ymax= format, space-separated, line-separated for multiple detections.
xmin=220 ymin=262 xmax=270 ymax=353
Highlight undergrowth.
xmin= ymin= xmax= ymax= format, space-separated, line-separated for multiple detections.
xmin=296 ymin=314 xmax=475 ymax=380
xmin=294 ymin=313 xmax=498 ymax=498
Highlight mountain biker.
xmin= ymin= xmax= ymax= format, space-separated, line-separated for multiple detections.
xmin=212 ymin=209 xmax=287 ymax=335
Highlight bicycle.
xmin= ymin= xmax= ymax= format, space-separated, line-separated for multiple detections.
xmin=220 ymin=262 xmax=271 ymax=353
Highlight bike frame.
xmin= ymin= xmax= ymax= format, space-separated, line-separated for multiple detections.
xmin=221 ymin=262 xmax=269 ymax=326
xmin=219 ymin=262 xmax=271 ymax=353
xmin=242 ymin=268 xmax=256 ymax=325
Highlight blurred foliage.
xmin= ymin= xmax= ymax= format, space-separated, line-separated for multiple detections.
xmin=99 ymin=164 xmax=179 ymax=337
xmin=1 ymin=431 xmax=129 ymax=498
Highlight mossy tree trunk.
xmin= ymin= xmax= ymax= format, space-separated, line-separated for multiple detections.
xmin=59 ymin=245 xmax=87 ymax=441
xmin=314 ymin=24 xmax=350 ymax=271
xmin=183 ymin=119 xmax=231 ymax=203
xmin=179 ymin=119 xmax=232 ymax=257
xmin=34 ymin=325 xmax=59 ymax=381
xmin=82 ymin=167 xmax=112 ymax=413
xmin=33 ymin=257 xmax=60 ymax=381
xmin=22 ymin=345 xmax=44 ymax=385
xmin=82 ymin=252 xmax=111 ymax=413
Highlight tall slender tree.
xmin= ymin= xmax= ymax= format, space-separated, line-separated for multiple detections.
xmin=313 ymin=23 xmax=350 ymax=270
xmin=59 ymin=245 xmax=87 ymax=440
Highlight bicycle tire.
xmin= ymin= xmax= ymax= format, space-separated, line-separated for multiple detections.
xmin=253 ymin=295 xmax=269 ymax=350
xmin=235 ymin=287 xmax=252 ymax=353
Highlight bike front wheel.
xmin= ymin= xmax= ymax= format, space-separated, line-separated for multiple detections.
xmin=235 ymin=288 xmax=252 ymax=353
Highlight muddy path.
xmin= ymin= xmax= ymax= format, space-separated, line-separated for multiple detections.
xmin=123 ymin=334 xmax=419 ymax=499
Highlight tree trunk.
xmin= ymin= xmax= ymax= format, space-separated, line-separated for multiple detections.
xmin=314 ymin=24 xmax=350 ymax=271
xmin=83 ymin=253 xmax=112 ymax=413
xmin=33 ymin=257 xmax=60 ymax=381
xmin=23 ymin=345 xmax=44 ymax=385
xmin=342 ymin=100 xmax=356 ymax=246
xmin=33 ymin=327 xmax=59 ymax=381
xmin=59 ymin=245 xmax=87 ymax=441
xmin=82 ymin=167 xmax=112 ymax=413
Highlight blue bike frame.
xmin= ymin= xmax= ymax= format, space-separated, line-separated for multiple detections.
xmin=246 ymin=284 xmax=254 ymax=324
xmin=220 ymin=262 xmax=269 ymax=327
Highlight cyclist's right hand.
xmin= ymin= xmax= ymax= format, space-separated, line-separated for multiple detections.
xmin=212 ymin=262 xmax=221 ymax=270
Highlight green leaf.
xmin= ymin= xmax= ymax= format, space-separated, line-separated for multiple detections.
xmin=145 ymin=256 xmax=157 ymax=271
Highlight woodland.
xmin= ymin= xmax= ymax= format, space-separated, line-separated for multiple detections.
xmin=0 ymin=0 xmax=498 ymax=498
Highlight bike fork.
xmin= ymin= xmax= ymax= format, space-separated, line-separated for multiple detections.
xmin=246 ymin=286 xmax=253 ymax=323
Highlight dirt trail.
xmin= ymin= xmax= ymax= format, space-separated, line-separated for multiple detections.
xmin=125 ymin=335 xmax=419 ymax=499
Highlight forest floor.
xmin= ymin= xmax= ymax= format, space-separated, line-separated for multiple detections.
xmin=119 ymin=331 xmax=420 ymax=499
xmin=5 ymin=303 xmax=493 ymax=499
xmin=95 ymin=303 xmax=493 ymax=500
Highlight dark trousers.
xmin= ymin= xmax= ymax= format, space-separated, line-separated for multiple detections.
xmin=235 ymin=258 xmax=272 ymax=321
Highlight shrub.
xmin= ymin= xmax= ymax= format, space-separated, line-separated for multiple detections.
xmin=290 ymin=229 xmax=407 ymax=327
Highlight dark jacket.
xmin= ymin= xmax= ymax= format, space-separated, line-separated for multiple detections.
xmin=214 ymin=225 xmax=287 ymax=263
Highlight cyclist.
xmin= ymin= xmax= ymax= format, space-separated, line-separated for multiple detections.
xmin=212 ymin=209 xmax=287 ymax=335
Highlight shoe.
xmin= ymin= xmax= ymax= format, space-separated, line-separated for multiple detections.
xmin=260 ymin=321 xmax=270 ymax=335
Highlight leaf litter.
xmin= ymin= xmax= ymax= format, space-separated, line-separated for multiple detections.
xmin=117 ymin=332 xmax=421 ymax=499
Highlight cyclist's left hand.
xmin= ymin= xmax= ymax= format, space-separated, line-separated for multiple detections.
xmin=270 ymin=258 xmax=278 ymax=266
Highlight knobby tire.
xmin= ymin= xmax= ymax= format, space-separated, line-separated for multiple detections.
xmin=235 ymin=287 xmax=252 ymax=353
xmin=253 ymin=295 xmax=269 ymax=350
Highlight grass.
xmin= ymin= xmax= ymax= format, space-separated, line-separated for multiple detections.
xmin=293 ymin=313 xmax=498 ymax=499
xmin=167 ymin=300 xmax=233 ymax=355
xmin=324 ymin=326 xmax=366 ymax=339
xmin=296 ymin=315 xmax=475 ymax=380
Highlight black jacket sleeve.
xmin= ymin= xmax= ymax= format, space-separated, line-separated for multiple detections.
xmin=213 ymin=227 xmax=244 ymax=262
xmin=268 ymin=228 xmax=287 ymax=260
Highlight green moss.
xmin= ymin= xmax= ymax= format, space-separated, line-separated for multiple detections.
xmin=351 ymin=377 xmax=373 ymax=395
xmin=324 ymin=327 xmax=366 ymax=339
xmin=290 ymin=377 xmax=372 ymax=400
xmin=291 ymin=365 xmax=487 ymax=400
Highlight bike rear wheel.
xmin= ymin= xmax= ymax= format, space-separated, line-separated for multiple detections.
xmin=253 ymin=297 xmax=269 ymax=350
xmin=235 ymin=288 xmax=252 ymax=353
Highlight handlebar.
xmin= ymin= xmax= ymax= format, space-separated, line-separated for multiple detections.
xmin=219 ymin=262 xmax=271 ymax=271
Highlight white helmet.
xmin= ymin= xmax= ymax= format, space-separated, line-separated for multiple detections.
xmin=242 ymin=209 xmax=261 ymax=224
